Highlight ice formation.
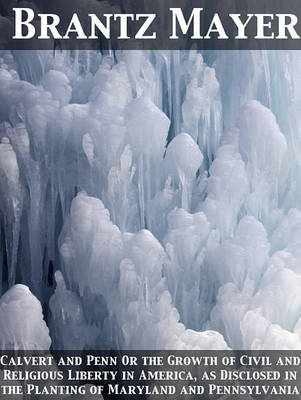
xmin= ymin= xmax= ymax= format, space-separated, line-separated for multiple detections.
xmin=0 ymin=48 xmax=299 ymax=351
xmin=0 ymin=284 xmax=51 ymax=350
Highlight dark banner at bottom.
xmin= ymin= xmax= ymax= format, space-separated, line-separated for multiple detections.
xmin=0 ymin=351 xmax=300 ymax=398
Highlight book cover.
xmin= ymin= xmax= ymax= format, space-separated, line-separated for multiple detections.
xmin=0 ymin=0 xmax=300 ymax=398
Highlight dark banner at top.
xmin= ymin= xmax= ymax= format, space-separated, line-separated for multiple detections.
xmin=2 ymin=0 xmax=301 ymax=50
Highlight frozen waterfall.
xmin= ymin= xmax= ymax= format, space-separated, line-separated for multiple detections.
xmin=0 ymin=49 xmax=300 ymax=350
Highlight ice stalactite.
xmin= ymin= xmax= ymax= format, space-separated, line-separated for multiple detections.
xmin=199 ymin=137 xmax=249 ymax=239
xmin=238 ymin=100 xmax=287 ymax=222
xmin=164 ymin=208 xmax=210 ymax=331
xmin=165 ymin=133 xmax=203 ymax=211
xmin=49 ymin=270 xmax=97 ymax=350
xmin=0 ymin=137 xmax=22 ymax=289
xmin=125 ymin=97 xmax=170 ymax=228
xmin=106 ymin=145 xmax=136 ymax=233
xmin=181 ymin=51 xmax=221 ymax=164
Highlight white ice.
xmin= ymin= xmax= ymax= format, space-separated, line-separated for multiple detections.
xmin=0 ymin=49 xmax=299 ymax=351
xmin=0 ymin=284 xmax=51 ymax=350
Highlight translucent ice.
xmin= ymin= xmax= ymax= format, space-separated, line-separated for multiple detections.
xmin=201 ymin=142 xmax=248 ymax=238
xmin=0 ymin=137 xmax=22 ymax=287
xmin=125 ymin=96 xmax=170 ymax=157
xmin=52 ymin=192 xmax=228 ymax=350
xmin=238 ymin=100 xmax=287 ymax=220
xmin=165 ymin=133 xmax=203 ymax=210
xmin=181 ymin=52 xmax=221 ymax=162
xmin=125 ymin=96 xmax=170 ymax=227
xmin=41 ymin=70 xmax=72 ymax=106
xmin=1 ymin=48 xmax=301 ymax=352
xmin=164 ymin=208 xmax=210 ymax=330
xmin=49 ymin=271 xmax=98 ymax=350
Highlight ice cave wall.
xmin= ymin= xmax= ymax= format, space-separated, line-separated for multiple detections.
xmin=0 ymin=49 xmax=300 ymax=350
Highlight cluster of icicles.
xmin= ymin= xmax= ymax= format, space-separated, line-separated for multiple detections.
xmin=0 ymin=49 xmax=300 ymax=357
